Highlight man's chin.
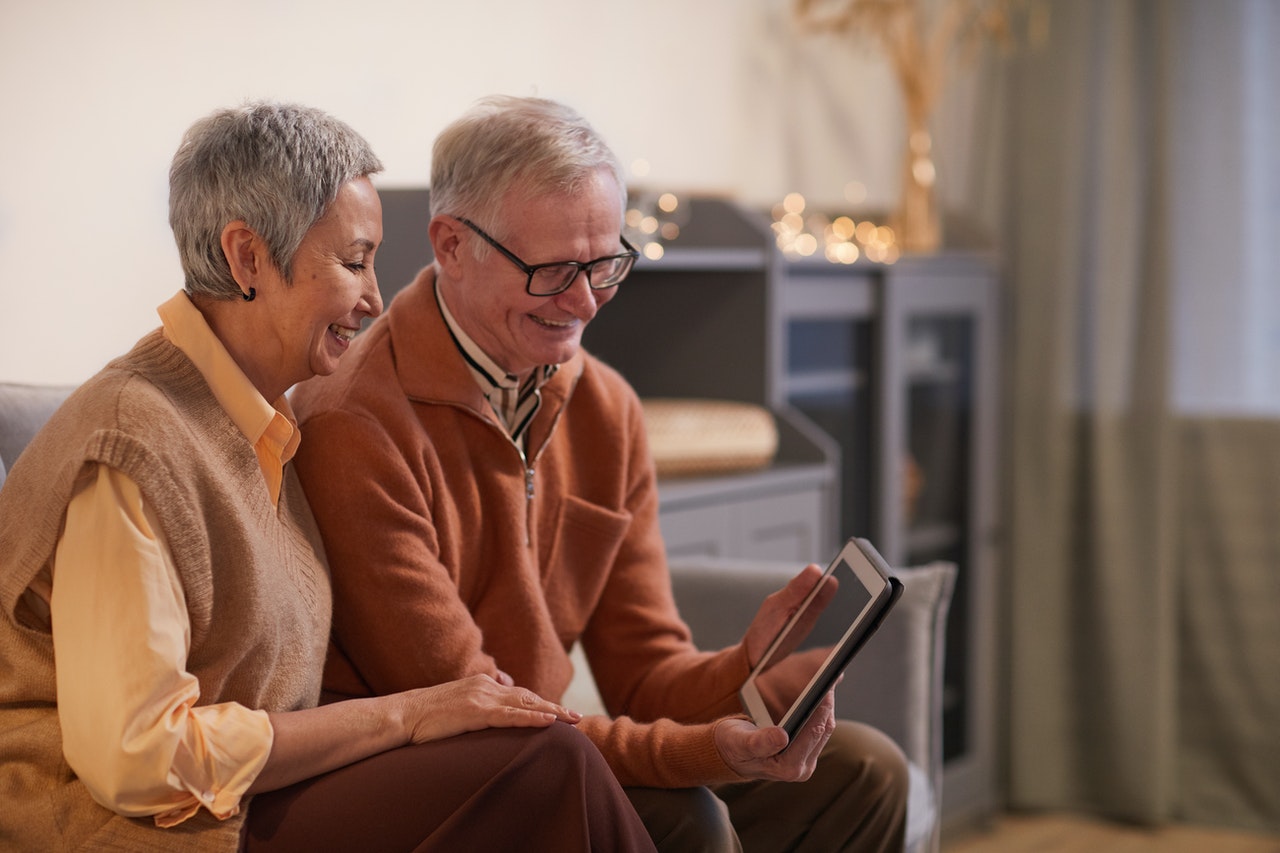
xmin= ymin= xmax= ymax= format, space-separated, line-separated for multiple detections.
xmin=546 ymin=344 xmax=582 ymax=366
xmin=525 ymin=337 xmax=583 ymax=367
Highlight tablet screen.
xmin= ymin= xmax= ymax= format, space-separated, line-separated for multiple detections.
xmin=740 ymin=538 xmax=899 ymax=735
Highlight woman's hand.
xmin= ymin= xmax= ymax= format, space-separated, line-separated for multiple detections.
xmin=396 ymin=674 xmax=582 ymax=745
xmin=251 ymin=675 xmax=581 ymax=795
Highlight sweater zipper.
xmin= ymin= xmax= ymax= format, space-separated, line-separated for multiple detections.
xmin=523 ymin=462 xmax=535 ymax=546
xmin=477 ymin=414 xmax=536 ymax=547
xmin=523 ymin=434 xmax=558 ymax=549
xmin=417 ymin=387 xmax=571 ymax=549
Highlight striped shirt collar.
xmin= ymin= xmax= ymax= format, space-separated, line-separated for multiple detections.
xmin=434 ymin=282 xmax=558 ymax=446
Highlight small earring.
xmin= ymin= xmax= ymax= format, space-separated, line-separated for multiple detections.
xmin=242 ymin=287 xmax=256 ymax=302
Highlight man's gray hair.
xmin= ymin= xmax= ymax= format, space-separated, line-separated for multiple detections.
xmin=429 ymin=95 xmax=626 ymax=249
xmin=169 ymin=101 xmax=383 ymax=299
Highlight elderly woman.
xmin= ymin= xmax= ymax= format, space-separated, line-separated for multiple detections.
xmin=0 ymin=102 xmax=654 ymax=852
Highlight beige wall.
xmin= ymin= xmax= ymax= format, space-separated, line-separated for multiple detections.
xmin=0 ymin=0 xmax=990 ymax=384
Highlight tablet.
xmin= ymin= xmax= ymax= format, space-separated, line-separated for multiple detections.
xmin=739 ymin=537 xmax=903 ymax=739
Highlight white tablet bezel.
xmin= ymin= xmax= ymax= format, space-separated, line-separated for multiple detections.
xmin=738 ymin=537 xmax=900 ymax=738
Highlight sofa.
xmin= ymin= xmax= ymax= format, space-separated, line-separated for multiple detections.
xmin=0 ymin=381 xmax=955 ymax=852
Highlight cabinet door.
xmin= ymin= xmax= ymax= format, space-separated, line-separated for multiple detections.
xmin=659 ymin=502 xmax=735 ymax=560
xmin=903 ymin=313 xmax=974 ymax=761
xmin=780 ymin=274 xmax=876 ymax=542
xmin=659 ymin=486 xmax=828 ymax=564
xmin=731 ymin=489 xmax=827 ymax=562
xmin=878 ymin=265 xmax=999 ymax=825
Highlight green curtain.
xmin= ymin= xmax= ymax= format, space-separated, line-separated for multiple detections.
xmin=1000 ymin=0 xmax=1279 ymax=833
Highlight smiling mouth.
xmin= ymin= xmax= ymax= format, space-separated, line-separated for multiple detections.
xmin=329 ymin=324 xmax=357 ymax=342
xmin=530 ymin=315 xmax=575 ymax=329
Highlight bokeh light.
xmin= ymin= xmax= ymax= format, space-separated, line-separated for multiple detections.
xmin=770 ymin=192 xmax=899 ymax=265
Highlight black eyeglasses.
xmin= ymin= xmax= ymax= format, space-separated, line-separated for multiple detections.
xmin=458 ymin=217 xmax=639 ymax=297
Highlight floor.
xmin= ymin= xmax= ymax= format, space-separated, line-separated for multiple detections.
xmin=942 ymin=812 xmax=1280 ymax=852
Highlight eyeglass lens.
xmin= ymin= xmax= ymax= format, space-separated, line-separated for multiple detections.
xmin=529 ymin=256 xmax=634 ymax=295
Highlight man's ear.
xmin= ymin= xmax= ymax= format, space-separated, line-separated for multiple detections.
xmin=220 ymin=221 xmax=266 ymax=299
xmin=428 ymin=215 xmax=467 ymax=275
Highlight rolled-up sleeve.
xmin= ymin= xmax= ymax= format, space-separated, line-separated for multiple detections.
xmin=50 ymin=464 xmax=273 ymax=826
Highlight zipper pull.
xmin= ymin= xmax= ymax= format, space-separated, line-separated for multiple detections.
xmin=523 ymin=467 xmax=536 ymax=547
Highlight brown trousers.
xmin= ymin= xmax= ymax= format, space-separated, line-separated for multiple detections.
xmin=626 ymin=721 xmax=909 ymax=853
xmin=241 ymin=722 xmax=655 ymax=852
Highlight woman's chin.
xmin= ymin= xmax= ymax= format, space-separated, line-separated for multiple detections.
xmin=312 ymin=332 xmax=354 ymax=376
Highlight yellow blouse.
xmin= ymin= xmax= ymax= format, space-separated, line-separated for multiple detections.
xmin=48 ymin=291 xmax=298 ymax=827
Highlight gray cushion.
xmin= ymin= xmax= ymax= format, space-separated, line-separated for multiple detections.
xmin=0 ymin=382 xmax=76 ymax=488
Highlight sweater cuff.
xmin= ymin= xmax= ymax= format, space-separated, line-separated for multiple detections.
xmin=663 ymin=720 xmax=750 ymax=786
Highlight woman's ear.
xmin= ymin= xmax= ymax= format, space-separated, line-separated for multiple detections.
xmin=428 ymin=215 xmax=466 ymax=275
xmin=220 ymin=221 xmax=266 ymax=299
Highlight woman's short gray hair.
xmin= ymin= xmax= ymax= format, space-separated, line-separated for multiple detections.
xmin=429 ymin=95 xmax=626 ymax=248
xmin=169 ymin=101 xmax=383 ymax=300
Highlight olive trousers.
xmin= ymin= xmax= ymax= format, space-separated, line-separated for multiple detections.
xmin=625 ymin=721 xmax=909 ymax=853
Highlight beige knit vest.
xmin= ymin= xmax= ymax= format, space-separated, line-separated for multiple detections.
xmin=0 ymin=330 xmax=331 ymax=851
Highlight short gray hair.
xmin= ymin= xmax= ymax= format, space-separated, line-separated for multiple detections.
xmin=169 ymin=101 xmax=383 ymax=299
xmin=429 ymin=95 xmax=626 ymax=248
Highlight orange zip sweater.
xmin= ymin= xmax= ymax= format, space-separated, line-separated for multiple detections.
xmin=291 ymin=267 xmax=752 ymax=788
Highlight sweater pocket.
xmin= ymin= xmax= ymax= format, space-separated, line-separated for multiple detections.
xmin=543 ymin=495 xmax=629 ymax=644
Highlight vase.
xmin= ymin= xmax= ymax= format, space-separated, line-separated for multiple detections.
xmin=891 ymin=108 xmax=943 ymax=254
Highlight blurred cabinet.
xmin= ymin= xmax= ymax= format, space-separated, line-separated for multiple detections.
xmin=655 ymin=459 xmax=834 ymax=563
xmin=582 ymin=198 xmax=840 ymax=566
xmin=778 ymin=251 xmax=1000 ymax=829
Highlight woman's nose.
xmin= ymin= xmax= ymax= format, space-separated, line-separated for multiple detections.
xmin=363 ymin=275 xmax=384 ymax=319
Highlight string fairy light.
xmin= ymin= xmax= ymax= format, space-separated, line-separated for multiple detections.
xmin=770 ymin=192 xmax=900 ymax=265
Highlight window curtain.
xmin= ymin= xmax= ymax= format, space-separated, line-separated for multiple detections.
xmin=1001 ymin=0 xmax=1279 ymax=833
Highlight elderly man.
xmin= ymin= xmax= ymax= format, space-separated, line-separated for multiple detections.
xmin=291 ymin=95 xmax=908 ymax=852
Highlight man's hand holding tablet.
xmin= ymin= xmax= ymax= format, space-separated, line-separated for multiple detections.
xmin=738 ymin=538 xmax=903 ymax=742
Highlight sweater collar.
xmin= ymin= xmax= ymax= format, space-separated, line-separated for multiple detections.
xmin=386 ymin=266 xmax=584 ymax=425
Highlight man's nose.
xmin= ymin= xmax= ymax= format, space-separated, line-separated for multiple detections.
xmin=553 ymin=270 xmax=599 ymax=318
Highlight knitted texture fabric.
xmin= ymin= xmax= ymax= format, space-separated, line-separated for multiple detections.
xmin=0 ymin=330 xmax=330 ymax=851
